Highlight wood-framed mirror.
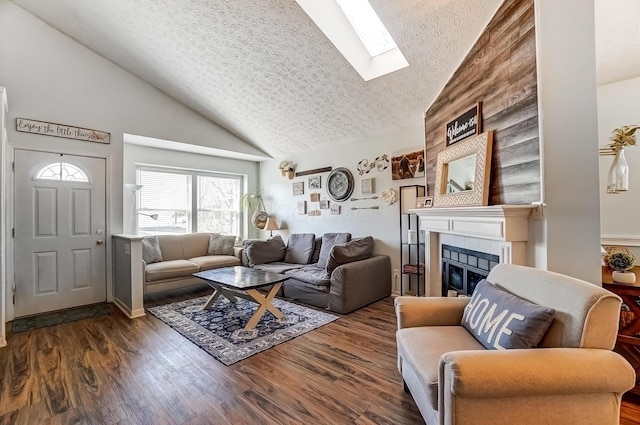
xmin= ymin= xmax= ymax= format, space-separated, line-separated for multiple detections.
xmin=433 ymin=131 xmax=493 ymax=207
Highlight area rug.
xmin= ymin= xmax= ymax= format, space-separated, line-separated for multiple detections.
xmin=12 ymin=303 xmax=113 ymax=333
xmin=147 ymin=296 xmax=338 ymax=365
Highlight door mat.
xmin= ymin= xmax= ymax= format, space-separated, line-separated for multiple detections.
xmin=147 ymin=296 xmax=338 ymax=366
xmin=12 ymin=303 xmax=113 ymax=333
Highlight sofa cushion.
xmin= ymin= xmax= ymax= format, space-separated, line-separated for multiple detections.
xmin=317 ymin=233 xmax=352 ymax=269
xmin=325 ymin=236 xmax=374 ymax=275
xmin=181 ymin=233 xmax=211 ymax=259
xmin=253 ymin=262 xmax=305 ymax=274
xmin=189 ymin=255 xmax=241 ymax=271
xmin=142 ymin=236 xmax=163 ymax=264
xmin=397 ymin=326 xmax=485 ymax=410
xmin=244 ymin=235 xmax=286 ymax=265
xmin=145 ymin=259 xmax=200 ymax=282
xmin=207 ymin=233 xmax=236 ymax=256
xmin=286 ymin=265 xmax=331 ymax=287
xmin=461 ymin=279 xmax=556 ymax=350
xmin=310 ymin=237 xmax=322 ymax=264
xmin=284 ymin=233 xmax=316 ymax=264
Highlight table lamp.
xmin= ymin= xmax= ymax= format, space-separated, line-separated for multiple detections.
xmin=265 ymin=216 xmax=279 ymax=237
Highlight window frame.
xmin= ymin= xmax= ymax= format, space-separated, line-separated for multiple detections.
xmin=135 ymin=165 xmax=244 ymax=236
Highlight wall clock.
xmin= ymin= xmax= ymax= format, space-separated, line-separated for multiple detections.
xmin=327 ymin=167 xmax=354 ymax=202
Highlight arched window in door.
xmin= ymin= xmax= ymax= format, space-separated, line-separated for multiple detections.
xmin=35 ymin=162 xmax=89 ymax=182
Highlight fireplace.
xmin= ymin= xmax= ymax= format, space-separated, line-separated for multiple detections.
xmin=412 ymin=205 xmax=537 ymax=296
xmin=441 ymin=244 xmax=499 ymax=296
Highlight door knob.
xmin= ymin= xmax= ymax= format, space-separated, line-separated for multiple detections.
xmin=96 ymin=239 xmax=104 ymax=245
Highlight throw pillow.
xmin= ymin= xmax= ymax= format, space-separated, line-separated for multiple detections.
xmin=207 ymin=233 xmax=236 ymax=256
xmin=243 ymin=235 xmax=286 ymax=266
xmin=317 ymin=233 xmax=352 ymax=269
xmin=284 ymin=233 xmax=316 ymax=264
xmin=461 ymin=279 xmax=556 ymax=350
xmin=142 ymin=236 xmax=163 ymax=264
xmin=325 ymin=236 xmax=374 ymax=275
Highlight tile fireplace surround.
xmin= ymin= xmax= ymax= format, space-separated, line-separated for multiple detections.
xmin=412 ymin=205 xmax=538 ymax=296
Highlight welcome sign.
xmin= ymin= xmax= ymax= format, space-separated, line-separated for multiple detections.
xmin=16 ymin=118 xmax=110 ymax=144
xmin=446 ymin=103 xmax=482 ymax=146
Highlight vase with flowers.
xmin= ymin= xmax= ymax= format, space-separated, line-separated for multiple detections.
xmin=602 ymin=125 xmax=638 ymax=193
xmin=605 ymin=248 xmax=637 ymax=284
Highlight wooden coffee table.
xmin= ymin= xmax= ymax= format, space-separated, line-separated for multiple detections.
xmin=193 ymin=266 xmax=290 ymax=330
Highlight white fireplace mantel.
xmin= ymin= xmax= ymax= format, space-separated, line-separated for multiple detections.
xmin=411 ymin=205 xmax=538 ymax=296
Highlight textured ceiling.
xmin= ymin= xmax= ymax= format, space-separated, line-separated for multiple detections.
xmin=11 ymin=0 xmax=637 ymax=158
xmin=595 ymin=0 xmax=640 ymax=86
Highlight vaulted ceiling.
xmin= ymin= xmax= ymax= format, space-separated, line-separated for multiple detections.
xmin=11 ymin=0 xmax=639 ymax=158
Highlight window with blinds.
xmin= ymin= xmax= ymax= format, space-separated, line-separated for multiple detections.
xmin=136 ymin=168 xmax=242 ymax=236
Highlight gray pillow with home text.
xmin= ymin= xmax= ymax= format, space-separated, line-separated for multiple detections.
xmin=461 ymin=279 xmax=555 ymax=350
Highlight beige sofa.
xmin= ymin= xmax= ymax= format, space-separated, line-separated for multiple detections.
xmin=143 ymin=233 xmax=241 ymax=294
xmin=395 ymin=264 xmax=636 ymax=425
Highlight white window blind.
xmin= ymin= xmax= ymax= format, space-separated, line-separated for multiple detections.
xmin=136 ymin=168 xmax=242 ymax=236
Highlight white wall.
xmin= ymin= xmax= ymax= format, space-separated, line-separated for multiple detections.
xmin=598 ymin=75 xmax=640 ymax=258
xmin=534 ymin=0 xmax=602 ymax=284
xmin=123 ymin=143 xmax=260 ymax=239
xmin=0 ymin=1 xmax=262 ymax=327
xmin=259 ymin=125 xmax=425 ymax=293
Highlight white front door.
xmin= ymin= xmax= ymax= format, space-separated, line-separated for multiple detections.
xmin=14 ymin=150 xmax=106 ymax=317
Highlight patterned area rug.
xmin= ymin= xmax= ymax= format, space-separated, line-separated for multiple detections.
xmin=147 ymin=296 xmax=338 ymax=366
xmin=12 ymin=303 xmax=113 ymax=333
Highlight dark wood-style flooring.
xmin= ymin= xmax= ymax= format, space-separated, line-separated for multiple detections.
xmin=0 ymin=287 xmax=638 ymax=424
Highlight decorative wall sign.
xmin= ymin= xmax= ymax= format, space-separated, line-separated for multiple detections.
xmin=391 ymin=149 xmax=425 ymax=180
xmin=16 ymin=118 xmax=110 ymax=144
xmin=445 ymin=103 xmax=482 ymax=146
xmin=319 ymin=199 xmax=329 ymax=209
xmin=308 ymin=176 xmax=321 ymax=189
xmin=310 ymin=192 xmax=320 ymax=202
xmin=361 ymin=178 xmax=374 ymax=194
xmin=330 ymin=204 xmax=341 ymax=215
xmin=356 ymin=155 xmax=389 ymax=176
xmin=308 ymin=209 xmax=321 ymax=216
xmin=292 ymin=181 xmax=304 ymax=196
xmin=295 ymin=166 xmax=332 ymax=177
xmin=297 ymin=201 xmax=307 ymax=214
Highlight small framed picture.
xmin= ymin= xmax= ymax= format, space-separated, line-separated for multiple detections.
xmin=308 ymin=176 xmax=321 ymax=189
xmin=319 ymin=199 xmax=330 ymax=209
xmin=297 ymin=200 xmax=307 ymax=214
xmin=292 ymin=181 xmax=304 ymax=196
xmin=361 ymin=178 xmax=374 ymax=195
xmin=416 ymin=196 xmax=433 ymax=209
xmin=308 ymin=210 xmax=321 ymax=216
xmin=310 ymin=192 xmax=320 ymax=202
xmin=330 ymin=204 xmax=341 ymax=215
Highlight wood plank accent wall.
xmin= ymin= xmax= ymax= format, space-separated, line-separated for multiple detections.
xmin=424 ymin=0 xmax=540 ymax=205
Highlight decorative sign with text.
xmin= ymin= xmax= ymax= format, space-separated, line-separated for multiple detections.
xmin=446 ymin=103 xmax=482 ymax=146
xmin=16 ymin=118 xmax=110 ymax=144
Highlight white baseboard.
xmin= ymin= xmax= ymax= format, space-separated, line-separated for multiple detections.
xmin=113 ymin=297 xmax=145 ymax=319
xmin=601 ymin=236 xmax=640 ymax=247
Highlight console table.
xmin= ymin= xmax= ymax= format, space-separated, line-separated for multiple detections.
xmin=603 ymin=266 xmax=640 ymax=396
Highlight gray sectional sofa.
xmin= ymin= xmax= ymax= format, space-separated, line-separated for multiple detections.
xmin=242 ymin=233 xmax=391 ymax=314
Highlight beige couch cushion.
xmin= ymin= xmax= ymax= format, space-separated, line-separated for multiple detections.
xmin=189 ymin=255 xmax=240 ymax=271
xmin=156 ymin=233 xmax=211 ymax=261
xmin=145 ymin=259 xmax=200 ymax=282
xmin=397 ymin=326 xmax=484 ymax=410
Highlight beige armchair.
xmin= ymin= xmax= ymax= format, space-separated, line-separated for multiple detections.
xmin=395 ymin=264 xmax=636 ymax=425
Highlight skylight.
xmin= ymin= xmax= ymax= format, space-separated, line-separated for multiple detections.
xmin=335 ymin=0 xmax=398 ymax=57
xmin=295 ymin=0 xmax=409 ymax=81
